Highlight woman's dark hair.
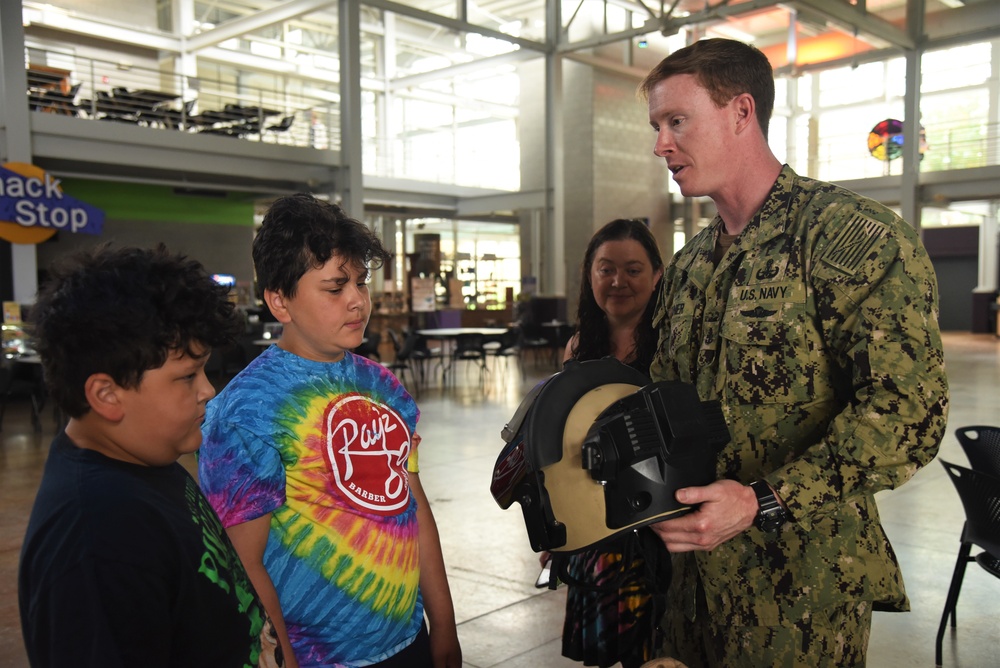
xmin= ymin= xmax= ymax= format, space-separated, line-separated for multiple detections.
xmin=31 ymin=243 xmax=244 ymax=418
xmin=570 ymin=218 xmax=664 ymax=370
xmin=252 ymin=193 xmax=391 ymax=299
xmin=638 ymin=37 xmax=775 ymax=140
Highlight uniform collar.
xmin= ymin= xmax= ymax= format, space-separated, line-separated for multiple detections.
xmin=731 ymin=164 xmax=798 ymax=252
xmin=674 ymin=165 xmax=798 ymax=287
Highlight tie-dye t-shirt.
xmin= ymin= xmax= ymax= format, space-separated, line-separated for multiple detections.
xmin=198 ymin=345 xmax=422 ymax=668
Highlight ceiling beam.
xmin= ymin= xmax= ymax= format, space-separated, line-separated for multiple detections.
xmin=560 ymin=0 xmax=789 ymax=53
xmin=364 ymin=0 xmax=549 ymax=53
xmin=924 ymin=1 xmax=1000 ymax=45
xmin=787 ymin=0 xmax=916 ymax=50
xmin=562 ymin=51 xmax=648 ymax=79
xmin=22 ymin=6 xmax=180 ymax=52
xmin=387 ymin=49 xmax=537 ymax=91
xmin=186 ymin=0 xmax=336 ymax=52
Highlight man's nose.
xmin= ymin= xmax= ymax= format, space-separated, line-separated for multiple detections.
xmin=653 ymin=131 xmax=673 ymax=157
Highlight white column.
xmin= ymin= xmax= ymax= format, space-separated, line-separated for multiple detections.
xmin=978 ymin=203 xmax=999 ymax=294
xmin=174 ymin=0 xmax=198 ymax=111
xmin=1 ymin=0 xmax=39 ymax=303
xmin=338 ymin=0 xmax=363 ymax=217
xmin=544 ymin=0 xmax=565 ymax=297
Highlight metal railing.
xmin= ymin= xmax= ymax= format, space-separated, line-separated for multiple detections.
xmin=26 ymin=51 xmax=340 ymax=151
xmin=25 ymin=49 xmax=523 ymax=190
xmin=30 ymin=51 xmax=997 ymax=192
xmin=813 ymin=120 xmax=1000 ymax=182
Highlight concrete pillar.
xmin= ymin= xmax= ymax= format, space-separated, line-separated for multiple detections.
xmin=0 ymin=0 xmax=39 ymax=304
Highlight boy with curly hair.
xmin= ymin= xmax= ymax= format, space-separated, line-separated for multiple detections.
xmin=18 ymin=244 xmax=266 ymax=667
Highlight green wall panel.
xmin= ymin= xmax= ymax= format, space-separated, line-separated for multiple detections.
xmin=60 ymin=180 xmax=255 ymax=227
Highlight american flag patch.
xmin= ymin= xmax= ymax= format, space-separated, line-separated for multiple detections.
xmin=821 ymin=213 xmax=888 ymax=274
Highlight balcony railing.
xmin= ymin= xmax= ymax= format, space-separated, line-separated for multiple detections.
xmin=814 ymin=120 xmax=1000 ymax=182
xmin=26 ymin=52 xmax=340 ymax=152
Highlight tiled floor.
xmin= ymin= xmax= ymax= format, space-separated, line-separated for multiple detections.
xmin=2 ymin=332 xmax=999 ymax=667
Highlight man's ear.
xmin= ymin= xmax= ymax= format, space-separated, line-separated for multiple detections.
xmin=732 ymin=92 xmax=757 ymax=135
xmin=263 ymin=289 xmax=293 ymax=324
xmin=83 ymin=373 xmax=125 ymax=422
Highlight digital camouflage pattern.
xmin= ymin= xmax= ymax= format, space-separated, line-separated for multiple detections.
xmin=649 ymin=165 xmax=949 ymax=663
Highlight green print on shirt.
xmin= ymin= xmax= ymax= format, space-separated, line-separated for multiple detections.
xmin=185 ymin=478 xmax=263 ymax=667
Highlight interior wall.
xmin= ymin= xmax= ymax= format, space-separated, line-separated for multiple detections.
xmin=562 ymin=60 xmax=597 ymax=319
xmin=561 ymin=63 xmax=674 ymax=322
xmin=924 ymin=225 xmax=980 ymax=332
xmin=31 ymin=181 xmax=257 ymax=293
xmin=35 ymin=218 xmax=255 ymax=289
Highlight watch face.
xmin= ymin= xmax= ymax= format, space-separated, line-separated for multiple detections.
xmin=751 ymin=480 xmax=786 ymax=532
xmin=757 ymin=510 xmax=786 ymax=532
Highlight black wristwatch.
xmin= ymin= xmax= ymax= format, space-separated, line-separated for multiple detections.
xmin=750 ymin=480 xmax=787 ymax=532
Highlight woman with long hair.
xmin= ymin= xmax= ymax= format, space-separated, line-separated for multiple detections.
xmin=558 ymin=218 xmax=668 ymax=668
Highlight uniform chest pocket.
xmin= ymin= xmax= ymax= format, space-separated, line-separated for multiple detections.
xmin=719 ymin=313 xmax=816 ymax=405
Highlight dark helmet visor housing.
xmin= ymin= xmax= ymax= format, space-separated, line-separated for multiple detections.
xmin=491 ymin=358 xmax=730 ymax=553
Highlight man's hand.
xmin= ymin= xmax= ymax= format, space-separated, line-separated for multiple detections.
xmin=649 ymin=479 xmax=759 ymax=552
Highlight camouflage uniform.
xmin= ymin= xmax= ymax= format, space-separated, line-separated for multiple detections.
xmin=650 ymin=165 xmax=949 ymax=666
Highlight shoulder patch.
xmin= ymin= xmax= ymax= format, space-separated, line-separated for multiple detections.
xmin=820 ymin=213 xmax=888 ymax=275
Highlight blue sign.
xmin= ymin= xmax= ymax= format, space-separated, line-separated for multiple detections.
xmin=0 ymin=163 xmax=104 ymax=236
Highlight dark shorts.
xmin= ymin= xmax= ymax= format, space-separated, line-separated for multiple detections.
xmin=369 ymin=622 xmax=432 ymax=668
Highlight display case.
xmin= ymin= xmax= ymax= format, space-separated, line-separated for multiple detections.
xmin=2 ymin=321 xmax=35 ymax=357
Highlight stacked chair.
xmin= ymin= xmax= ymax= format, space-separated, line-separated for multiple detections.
xmin=935 ymin=425 xmax=1000 ymax=666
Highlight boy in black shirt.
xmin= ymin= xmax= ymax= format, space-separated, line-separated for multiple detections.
xmin=18 ymin=244 xmax=269 ymax=667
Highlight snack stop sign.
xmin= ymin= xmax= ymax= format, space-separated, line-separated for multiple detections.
xmin=0 ymin=162 xmax=104 ymax=244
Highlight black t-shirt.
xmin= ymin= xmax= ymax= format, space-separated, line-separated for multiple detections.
xmin=18 ymin=431 xmax=264 ymax=667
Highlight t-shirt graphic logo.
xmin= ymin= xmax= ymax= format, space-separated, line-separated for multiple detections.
xmin=324 ymin=394 xmax=411 ymax=515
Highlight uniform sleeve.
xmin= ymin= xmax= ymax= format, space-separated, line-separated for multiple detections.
xmin=649 ymin=261 xmax=680 ymax=382
xmin=198 ymin=419 xmax=286 ymax=528
xmin=771 ymin=206 xmax=949 ymax=528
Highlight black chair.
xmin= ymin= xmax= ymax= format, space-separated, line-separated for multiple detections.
xmin=353 ymin=329 xmax=382 ymax=362
xmin=485 ymin=326 xmax=524 ymax=380
xmin=935 ymin=460 xmax=1000 ymax=665
xmin=0 ymin=359 xmax=46 ymax=432
xmin=411 ymin=333 xmax=443 ymax=386
xmin=519 ymin=322 xmax=551 ymax=368
xmin=94 ymin=89 xmax=136 ymax=122
xmin=450 ymin=333 xmax=488 ymax=385
xmin=266 ymin=115 xmax=295 ymax=133
xmin=158 ymin=99 xmax=198 ymax=130
xmin=955 ymin=426 xmax=1000 ymax=478
xmin=32 ymin=83 xmax=80 ymax=115
xmin=386 ymin=329 xmax=419 ymax=397
xmin=551 ymin=323 xmax=576 ymax=368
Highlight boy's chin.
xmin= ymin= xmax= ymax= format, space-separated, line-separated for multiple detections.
xmin=180 ymin=435 xmax=203 ymax=455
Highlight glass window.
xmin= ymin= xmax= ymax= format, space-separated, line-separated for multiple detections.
xmin=798 ymin=73 xmax=813 ymax=113
xmin=768 ymin=115 xmax=788 ymax=164
xmin=921 ymin=201 xmax=992 ymax=228
xmin=789 ymin=115 xmax=811 ymax=176
xmin=817 ymin=105 xmax=905 ymax=181
xmin=818 ymin=61 xmax=885 ymax=108
xmin=404 ymin=220 xmax=521 ymax=310
xmin=920 ymin=90 xmax=991 ymax=171
xmin=922 ymin=43 xmax=992 ymax=93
